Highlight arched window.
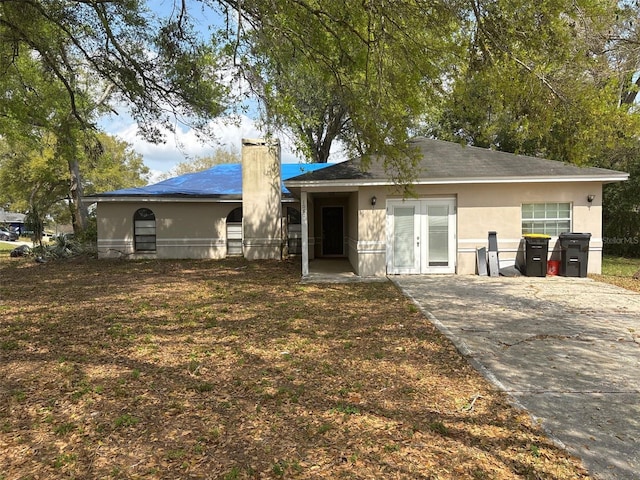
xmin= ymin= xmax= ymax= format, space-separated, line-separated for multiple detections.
xmin=226 ymin=207 xmax=243 ymax=223
xmin=134 ymin=208 xmax=156 ymax=252
xmin=226 ymin=207 xmax=243 ymax=256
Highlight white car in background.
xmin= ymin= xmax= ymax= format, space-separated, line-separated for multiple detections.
xmin=0 ymin=227 xmax=18 ymax=241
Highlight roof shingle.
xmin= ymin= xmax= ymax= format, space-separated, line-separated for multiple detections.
xmin=285 ymin=137 xmax=627 ymax=184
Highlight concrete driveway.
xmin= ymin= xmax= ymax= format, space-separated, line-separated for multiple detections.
xmin=392 ymin=275 xmax=640 ymax=480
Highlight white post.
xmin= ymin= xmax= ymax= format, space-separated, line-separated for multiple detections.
xmin=301 ymin=191 xmax=309 ymax=277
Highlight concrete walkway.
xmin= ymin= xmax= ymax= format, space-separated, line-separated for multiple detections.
xmin=392 ymin=275 xmax=640 ymax=480
xmin=303 ymin=259 xmax=387 ymax=283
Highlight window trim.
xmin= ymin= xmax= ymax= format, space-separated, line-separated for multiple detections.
xmin=226 ymin=207 xmax=243 ymax=257
xmin=134 ymin=208 xmax=156 ymax=252
xmin=521 ymin=202 xmax=572 ymax=236
xmin=286 ymin=207 xmax=302 ymax=255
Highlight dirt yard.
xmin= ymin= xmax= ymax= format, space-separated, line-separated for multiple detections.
xmin=0 ymin=256 xmax=589 ymax=479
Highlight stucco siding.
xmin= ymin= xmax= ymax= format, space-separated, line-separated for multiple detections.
xmin=242 ymin=140 xmax=282 ymax=260
xmin=355 ymin=187 xmax=386 ymax=276
xmin=354 ymin=181 xmax=604 ymax=275
xmin=452 ymin=182 xmax=603 ymax=274
xmin=96 ymin=179 xmax=606 ymax=276
xmin=97 ymin=202 xmax=241 ymax=259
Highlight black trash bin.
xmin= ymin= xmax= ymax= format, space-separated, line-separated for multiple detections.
xmin=559 ymin=233 xmax=591 ymax=277
xmin=523 ymin=234 xmax=551 ymax=277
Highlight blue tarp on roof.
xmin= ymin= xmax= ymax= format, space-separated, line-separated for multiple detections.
xmin=99 ymin=163 xmax=332 ymax=197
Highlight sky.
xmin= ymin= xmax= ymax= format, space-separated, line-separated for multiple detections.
xmin=100 ymin=109 xmax=304 ymax=181
xmin=97 ymin=1 xmax=316 ymax=183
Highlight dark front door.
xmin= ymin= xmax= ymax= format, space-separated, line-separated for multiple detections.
xmin=322 ymin=206 xmax=344 ymax=256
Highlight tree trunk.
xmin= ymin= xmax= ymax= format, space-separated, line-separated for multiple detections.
xmin=619 ymin=68 xmax=640 ymax=106
xmin=304 ymin=105 xmax=348 ymax=163
xmin=68 ymin=157 xmax=88 ymax=234
xmin=58 ymin=118 xmax=89 ymax=235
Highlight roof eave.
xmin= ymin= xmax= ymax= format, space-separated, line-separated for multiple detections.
xmin=83 ymin=193 xmax=300 ymax=203
xmin=285 ymin=173 xmax=629 ymax=188
xmin=83 ymin=195 xmax=244 ymax=203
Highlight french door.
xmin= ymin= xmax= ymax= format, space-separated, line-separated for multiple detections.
xmin=387 ymin=198 xmax=456 ymax=274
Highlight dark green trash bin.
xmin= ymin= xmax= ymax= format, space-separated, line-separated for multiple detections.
xmin=523 ymin=234 xmax=551 ymax=277
xmin=559 ymin=233 xmax=591 ymax=277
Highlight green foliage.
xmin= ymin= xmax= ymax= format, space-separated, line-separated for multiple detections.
xmin=24 ymin=211 xmax=45 ymax=246
xmin=426 ymin=0 xmax=640 ymax=252
xmin=0 ymin=133 xmax=148 ymax=238
xmin=589 ymin=113 xmax=640 ymax=258
xmin=601 ymin=145 xmax=640 ymax=257
xmin=431 ymin=0 xmax=624 ymax=162
xmin=22 ymin=233 xmax=97 ymax=261
xmin=428 ymin=420 xmax=449 ymax=435
xmin=0 ymin=341 xmax=19 ymax=352
xmin=84 ymin=134 xmax=150 ymax=195
xmin=54 ymin=422 xmax=77 ymax=436
xmin=233 ymin=0 xmax=464 ymax=181
xmin=53 ymin=453 xmax=77 ymax=469
xmin=317 ymin=423 xmax=333 ymax=434
xmin=530 ymin=444 xmax=541 ymax=458
xmin=271 ymin=461 xmax=285 ymax=477
xmin=0 ymin=0 xmax=229 ymax=140
xmin=0 ymin=135 xmax=69 ymax=219
xmin=332 ymin=403 xmax=360 ymax=415
xmin=222 ymin=467 xmax=242 ymax=480
xmin=76 ymin=215 xmax=98 ymax=244
xmin=2 ymin=0 xmax=639 ymax=225
xmin=0 ymin=0 xmax=226 ymax=236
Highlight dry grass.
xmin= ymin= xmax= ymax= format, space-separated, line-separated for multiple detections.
xmin=0 ymin=256 xmax=590 ymax=479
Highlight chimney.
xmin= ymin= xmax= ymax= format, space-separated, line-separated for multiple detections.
xmin=241 ymin=138 xmax=282 ymax=260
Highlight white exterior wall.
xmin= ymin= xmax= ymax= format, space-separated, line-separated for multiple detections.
xmin=350 ymin=181 xmax=604 ymax=275
xmin=97 ymin=201 xmax=240 ymax=259
xmin=97 ymin=179 xmax=606 ymax=277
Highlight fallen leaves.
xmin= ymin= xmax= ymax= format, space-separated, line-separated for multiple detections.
xmin=0 ymin=256 xmax=590 ymax=479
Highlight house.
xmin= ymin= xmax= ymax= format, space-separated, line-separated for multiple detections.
xmin=89 ymin=137 xmax=628 ymax=277
xmin=0 ymin=208 xmax=25 ymax=232
xmin=90 ymin=139 xmax=331 ymax=260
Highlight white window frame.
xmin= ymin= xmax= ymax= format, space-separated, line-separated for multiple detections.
xmin=226 ymin=207 xmax=243 ymax=257
xmin=286 ymin=207 xmax=302 ymax=255
xmin=134 ymin=208 xmax=156 ymax=252
xmin=521 ymin=202 xmax=571 ymax=236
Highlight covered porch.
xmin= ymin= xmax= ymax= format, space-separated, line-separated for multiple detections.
xmin=298 ymin=188 xmax=388 ymax=279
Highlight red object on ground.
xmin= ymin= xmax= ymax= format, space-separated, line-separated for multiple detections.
xmin=547 ymin=260 xmax=560 ymax=276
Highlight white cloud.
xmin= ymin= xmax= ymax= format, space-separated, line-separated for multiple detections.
xmin=100 ymin=103 xmax=348 ymax=187
xmin=102 ymin=112 xmax=308 ymax=177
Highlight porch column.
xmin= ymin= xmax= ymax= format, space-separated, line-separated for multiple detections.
xmin=301 ymin=191 xmax=309 ymax=277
